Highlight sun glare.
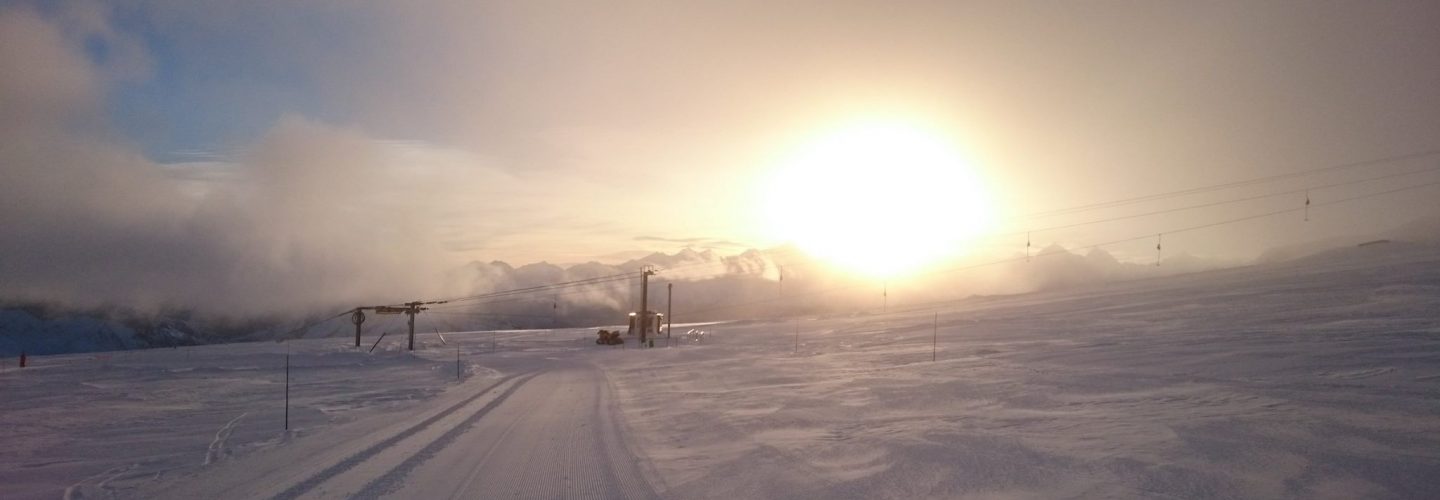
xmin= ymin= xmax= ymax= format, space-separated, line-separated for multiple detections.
xmin=763 ymin=121 xmax=995 ymax=278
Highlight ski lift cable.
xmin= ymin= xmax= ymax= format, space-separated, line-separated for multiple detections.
xmin=439 ymin=274 xmax=638 ymax=304
xmin=679 ymin=178 xmax=1440 ymax=317
xmin=428 ymin=275 xmax=640 ymax=311
xmin=426 ymin=273 xmax=642 ymax=309
xmin=991 ymin=164 xmax=1440 ymax=239
xmin=1020 ymin=147 xmax=1440 ymax=219
xmin=650 ymin=159 xmax=1440 ymax=278
xmin=437 ymin=272 xmax=643 ymax=304
xmin=360 ymin=150 xmax=1440 ymax=330
xmin=684 ymin=172 xmax=1440 ymax=288
xmin=292 ymin=157 xmax=1440 ymax=339
xmin=276 ymin=309 xmax=356 ymax=342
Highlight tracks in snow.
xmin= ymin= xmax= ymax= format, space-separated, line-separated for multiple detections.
xmin=145 ymin=363 xmax=657 ymax=500
xmin=271 ymin=372 xmax=538 ymax=500
xmin=352 ymin=373 xmax=539 ymax=497
xmin=205 ymin=412 xmax=249 ymax=466
xmin=384 ymin=366 xmax=659 ymax=500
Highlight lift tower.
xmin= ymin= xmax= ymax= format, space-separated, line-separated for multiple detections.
xmin=404 ymin=301 xmax=426 ymax=351
xmin=351 ymin=308 xmax=366 ymax=347
xmin=354 ymin=300 xmax=447 ymax=351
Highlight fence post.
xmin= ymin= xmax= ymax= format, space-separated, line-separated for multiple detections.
xmin=284 ymin=352 xmax=290 ymax=431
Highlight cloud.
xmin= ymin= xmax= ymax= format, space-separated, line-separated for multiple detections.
xmin=0 ymin=6 xmax=497 ymax=315
xmin=21 ymin=0 xmax=1431 ymax=270
xmin=0 ymin=6 xmax=101 ymax=129
xmin=0 ymin=3 xmax=795 ymax=318
xmin=7 ymin=0 xmax=1440 ymax=325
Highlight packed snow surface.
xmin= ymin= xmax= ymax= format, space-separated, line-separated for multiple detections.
xmin=2 ymin=242 xmax=1439 ymax=499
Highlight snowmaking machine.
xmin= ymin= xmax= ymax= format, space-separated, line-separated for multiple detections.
xmin=595 ymin=311 xmax=666 ymax=347
xmin=628 ymin=310 xmax=665 ymax=338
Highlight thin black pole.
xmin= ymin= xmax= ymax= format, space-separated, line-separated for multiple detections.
xmin=407 ymin=309 xmax=416 ymax=351
xmin=1156 ymin=233 xmax=1163 ymax=267
xmin=640 ymin=270 xmax=651 ymax=346
xmin=667 ymin=283 xmax=673 ymax=348
xmin=932 ymin=312 xmax=937 ymax=362
xmin=353 ymin=308 xmax=363 ymax=348
xmin=793 ymin=318 xmax=799 ymax=355
xmin=284 ymin=351 xmax=290 ymax=431
xmin=456 ymin=346 xmax=461 ymax=381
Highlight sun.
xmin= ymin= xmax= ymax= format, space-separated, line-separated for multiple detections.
xmin=762 ymin=121 xmax=995 ymax=278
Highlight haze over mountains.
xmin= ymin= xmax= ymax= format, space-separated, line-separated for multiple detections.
xmin=8 ymin=220 xmax=1434 ymax=358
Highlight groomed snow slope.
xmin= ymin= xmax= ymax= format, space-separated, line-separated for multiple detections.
xmin=1 ymin=241 xmax=1437 ymax=499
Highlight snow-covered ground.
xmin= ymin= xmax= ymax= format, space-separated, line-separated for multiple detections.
xmin=2 ymin=242 xmax=1438 ymax=499
xmin=0 ymin=337 xmax=469 ymax=498
xmin=602 ymin=241 xmax=1440 ymax=499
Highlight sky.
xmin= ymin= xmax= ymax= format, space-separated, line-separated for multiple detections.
xmin=3 ymin=0 xmax=1440 ymax=314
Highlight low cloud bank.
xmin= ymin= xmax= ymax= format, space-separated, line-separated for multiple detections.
xmin=0 ymin=7 xmax=487 ymax=317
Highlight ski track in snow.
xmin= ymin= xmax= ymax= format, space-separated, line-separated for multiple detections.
xmin=62 ymin=463 xmax=135 ymax=500
xmin=268 ymin=373 xmax=527 ymax=500
xmin=349 ymin=373 xmax=541 ymax=498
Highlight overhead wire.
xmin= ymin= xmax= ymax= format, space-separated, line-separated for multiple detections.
xmin=427 ymin=275 xmax=638 ymax=312
xmin=317 ymin=174 xmax=1439 ymax=340
xmin=286 ymin=147 xmax=1440 ymax=337
xmin=650 ymin=155 xmax=1440 ymax=281
xmin=643 ymin=152 xmax=1438 ymax=280
xmin=678 ymin=177 xmax=1440 ymax=317
xmin=1019 ymin=147 xmax=1440 ymax=219
xmin=988 ymin=163 xmax=1440 ymax=239
xmin=437 ymin=271 xmax=644 ymax=304
xmin=276 ymin=309 xmax=356 ymax=341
